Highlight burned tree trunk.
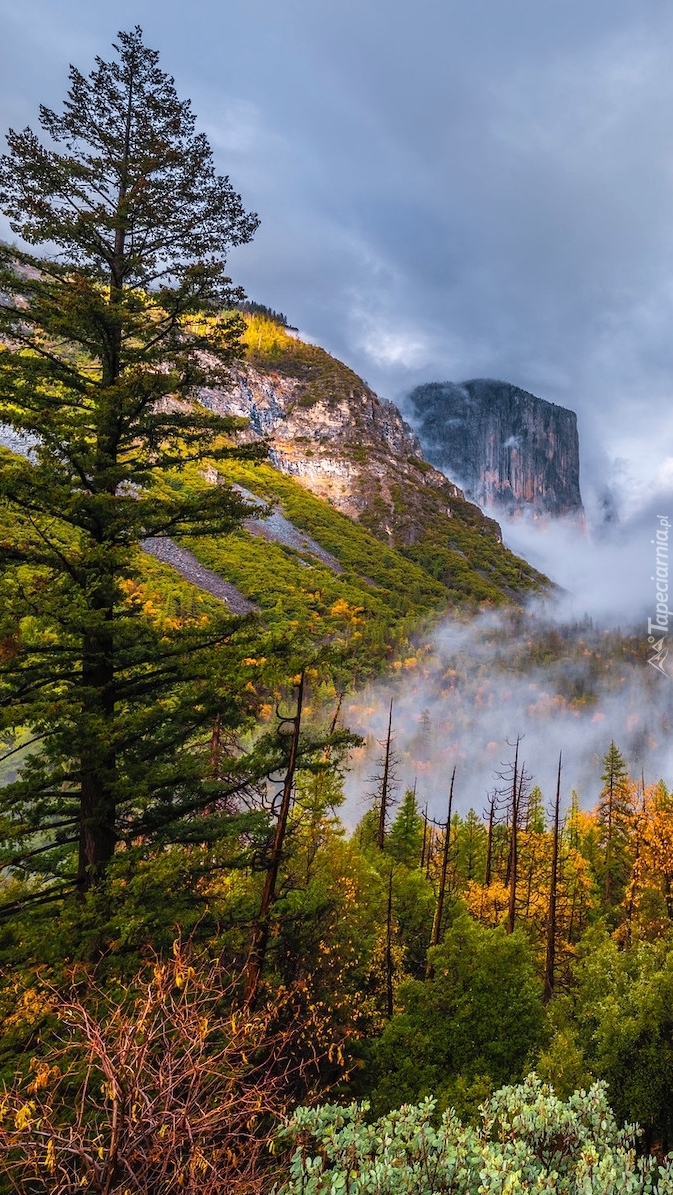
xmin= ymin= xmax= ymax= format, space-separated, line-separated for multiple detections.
xmin=484 ymin=792 xmax=496 ymax=886
xmin=544 ymin=753 xmax=562 ymax=1003
xmin=377 ymin=699 xmax=395 ymax=850
xmin=430 ymin=767 xmax=456 ymax=950
xmin=420 ymin=804 xmax=429 ymax=870
xmin=244 ymin=673 xmax=305 ymax=1008
xmin=426 ymin=768 xmax=456 ymax=979
xmin=506 ymin=738 xmax=521 ymax=935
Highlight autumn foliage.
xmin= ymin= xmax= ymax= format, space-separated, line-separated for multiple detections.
xmin=0 ymin=944 xmax=341 ymax=1195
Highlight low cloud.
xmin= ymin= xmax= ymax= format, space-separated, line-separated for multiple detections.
xmin=342 ymin=597 xmax=673 ymax=828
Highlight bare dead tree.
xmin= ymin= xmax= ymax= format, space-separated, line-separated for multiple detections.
xmin=544 ymin=752 xmax=562 ymax=1003
xmin=377 ymin=699 xmax=395 ymax=850
xmin=364 ymin=699 xmax=399 ymax=851
xmin=426 ymin=767 xmax=456 ymax=979
xmin=484 ymin=790 xmax=497 ymax=886
xmin=420 ymin=803 xmax=429 ymax=870
xmin=244 ymin=673 xmax=305 ymax=1008
xmin=429 ymin=767 xmax=456 ymax=952
xmin=492 ymin=736 xmax=530 ymax=935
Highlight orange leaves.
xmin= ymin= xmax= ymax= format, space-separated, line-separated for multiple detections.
xmin=26 ymin=1059 xmax=60 ymax=1094
xmin=626 ymin=782 xmax=673 ymax=933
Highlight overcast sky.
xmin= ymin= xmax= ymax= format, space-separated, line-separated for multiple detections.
xmin=3 ymin=0 xmax=673 ymax=527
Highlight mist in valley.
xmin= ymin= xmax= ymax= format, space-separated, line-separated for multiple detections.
xmin=341 ymin=495 xmax=673 ymax=826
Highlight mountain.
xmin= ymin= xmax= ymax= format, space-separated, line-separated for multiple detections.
xmin=195 ymin=316 xmax=549 ymax=606
xmin=406 ymin=378 xmax=584 ymax=520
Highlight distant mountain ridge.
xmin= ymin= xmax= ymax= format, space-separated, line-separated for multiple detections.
xmin=407 ymin=378 xmax=584 ymax=520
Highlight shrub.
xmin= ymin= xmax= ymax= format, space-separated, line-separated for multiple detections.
xmin=278 ymin=1074 xmax=673 ymax=1194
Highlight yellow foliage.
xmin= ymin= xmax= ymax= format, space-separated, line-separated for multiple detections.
xmin=466 ymin=879 xmax=510 ymax=927
xmin=4 ymin=985 xmax=53 ymax=1029
xmin=27 ymin=1060 xmax=60 ymax=1094
xmin=329 ymin=598 xmax=365 ymax=624
xmin=45 ymin=1138 xmax=56 ymax=1174
xmin=14 ymin=1101 xmax=36 ymax=1130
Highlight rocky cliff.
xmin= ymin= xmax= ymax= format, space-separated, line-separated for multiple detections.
xmin=202 ymin=359 xmax=471 ymax=548
xmin=407 ymin=379 xmax=584 ymax=520
xmin=201 ymin=318 xmax=499 ymax=548
xmin=196 ymin=318 xmax=549 ymax=603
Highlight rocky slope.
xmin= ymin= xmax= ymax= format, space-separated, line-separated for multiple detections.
xmin=200 ymin=318 xmax=500 ymax=545
xmin=201 ymin=349 xmax=471 ymax=548
xmin=407 ymin=378 xmax=583 ymax=520
xmin=195 ymin=317 xmax=548 ymax=604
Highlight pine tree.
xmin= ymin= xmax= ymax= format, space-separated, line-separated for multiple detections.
xmin=454 ymin=808 xmax=487 ymax=883
xmin=597 ymin=741 xmax=634 ymax=912
xmin=386 ymin=788 xmax=423 ymax=867
xmin=0 ymin=28 xmax=267 ymax=903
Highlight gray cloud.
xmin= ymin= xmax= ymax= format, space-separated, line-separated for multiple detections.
xmin=341 ymin=592 xmax=673 ymax=826
xmin=2 ymin=0 xmax=673 ymax=509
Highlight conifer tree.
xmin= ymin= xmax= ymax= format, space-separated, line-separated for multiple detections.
xmin=0 ymin=29 xmax=266 ymax=901
xmin=597 ymin=741 xmax=634 ymax=911
xmin=386 ymin=788 xmax=423 ymax=867
xmin=454 ymin=808 xmax=487 ymax=883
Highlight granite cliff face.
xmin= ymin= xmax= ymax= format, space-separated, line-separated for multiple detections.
xmin=193 ymin=318 xmax=549 ymax=603
xmin=407 ymin=379 xmax=584 ymax=520
xmin=200 ymin=345 xmax=498 ymax=550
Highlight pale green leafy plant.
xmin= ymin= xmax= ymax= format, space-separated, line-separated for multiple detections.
xmin=277 ymin=1073 xmax=673 ymax=1194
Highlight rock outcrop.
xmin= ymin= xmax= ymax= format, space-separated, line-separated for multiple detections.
xmin=200 ymin=359 xmax=502 ymax=549
xmin=188 ymin=319 xmax=552 ymax=601
xmin=407 ymin=379 xmax=584 ymax=520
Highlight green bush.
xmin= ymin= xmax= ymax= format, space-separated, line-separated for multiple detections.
xmin=278 ymin=1074 xmax=673 ymax=1194
xmin=368 ymin=914 xmax=544 ymax=1114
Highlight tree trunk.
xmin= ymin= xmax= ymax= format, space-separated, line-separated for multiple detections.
xmin=377 ymin=699 xmax=394 ymax=850
xmin=427 ymin=768 xmax=455 ymax=979
xmin=244 ymin=673 xmax=305 ymax=1008
xmin=506 ymin=740 xmax=520 ymax=934
xmin=420 ymin=804 xmax=428 ymax=869
xmin=544 ymin=753 xmax=562 ymax=1003
xmin=485 ymin=793 xmax=495 ymax=886
xmin=77 ymin=610 xmax=116 ymax=891
xmin=430 ymin=768 xmax=455 ymax=949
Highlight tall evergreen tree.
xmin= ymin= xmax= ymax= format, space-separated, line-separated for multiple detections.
xmin=0 ymin=29 xmax=267 ymax=902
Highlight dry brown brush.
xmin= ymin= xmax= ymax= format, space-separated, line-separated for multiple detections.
xmin=0 ymin=943 xmax=341 ymax=1194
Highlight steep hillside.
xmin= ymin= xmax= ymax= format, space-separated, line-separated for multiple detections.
xmin=195 ymin=316 xmax=548 ymax=602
